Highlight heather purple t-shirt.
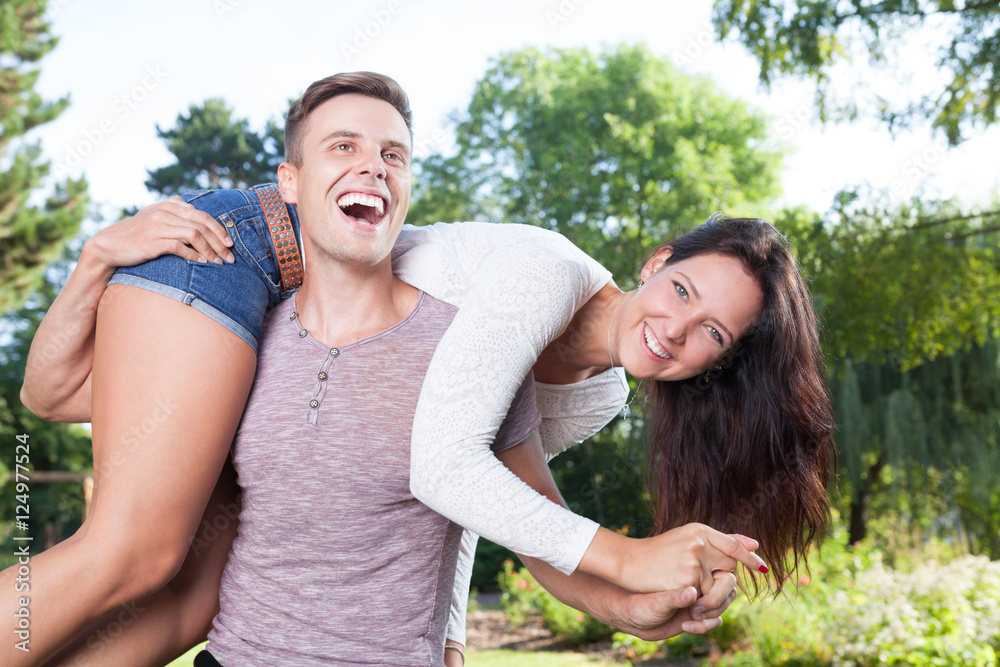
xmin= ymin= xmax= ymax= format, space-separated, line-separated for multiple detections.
xmin=207 ymin=292 xmax=541 ymax=666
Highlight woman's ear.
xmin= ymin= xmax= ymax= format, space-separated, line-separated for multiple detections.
xmin=640 ymin=246 xmax=672 ymax=284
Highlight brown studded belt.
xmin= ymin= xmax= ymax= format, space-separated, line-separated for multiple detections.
xmin=255 ymin=184 xmax=303 ymax=291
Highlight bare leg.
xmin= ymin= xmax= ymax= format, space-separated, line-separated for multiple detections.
xmin=0 ymin=285 xmax=255 ymax=665
xmin=44 ymin=460 xmax=241 ymax=667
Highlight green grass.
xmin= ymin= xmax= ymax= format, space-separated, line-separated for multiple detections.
xmin=163 ymin=643 xmax=629 ymax=667
xmin=466 ymin=649 xmax=629 ymax=666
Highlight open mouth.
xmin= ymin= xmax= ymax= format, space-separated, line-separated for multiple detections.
xmin=337 ymin=193 xmax=387 ymax=226
xmin=643 ymin=324 xmax=672 ymax=360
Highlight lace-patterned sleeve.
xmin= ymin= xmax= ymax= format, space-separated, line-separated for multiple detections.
xmin=401 ymin=224 xmax=614 ymax=574
xmin=446 ymin=529 xmax=478 ymax=646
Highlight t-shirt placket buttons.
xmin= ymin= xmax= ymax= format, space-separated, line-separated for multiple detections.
xmin=291 ymin=307 xmax=342 ymax=422
xmin=307 ymin=347 xmax=340 ymax=423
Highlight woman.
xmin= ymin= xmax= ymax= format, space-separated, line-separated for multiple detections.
xmin=398 ymin=214 xmax=834 ymax=603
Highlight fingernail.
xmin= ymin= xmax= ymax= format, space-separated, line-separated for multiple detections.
xmin=214 ymin=257 xmax=224 ymax=265
xmin=681 ymin=623 xmax=694 ymax=633
xmin=758 ymin=563 xmax=769 ymax=574
xmin=692 ymin=607 xmax=705 ymax=621
xmin=226 ymin=253 xmax=235 ymax=263
xmin=198 ymin=257 xmax=208 ymax=263
xmin=224 ymin=237 xmax=234 ymax=246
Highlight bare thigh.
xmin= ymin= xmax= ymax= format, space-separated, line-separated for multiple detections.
xmin=1 ymin=284 xmax=256 ymax=666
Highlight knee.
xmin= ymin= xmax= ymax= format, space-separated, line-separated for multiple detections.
xmin=82 ymin=525 xmax=192 ymax=606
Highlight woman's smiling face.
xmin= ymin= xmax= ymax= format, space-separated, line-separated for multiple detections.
xmin=615 ymin=249 xmax=764 ymax=381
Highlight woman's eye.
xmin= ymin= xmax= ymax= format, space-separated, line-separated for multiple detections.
xmin=674 ymin=282 xmax=687 ymax=299
xmin=708 ymin=326 xmax=722 ymax=344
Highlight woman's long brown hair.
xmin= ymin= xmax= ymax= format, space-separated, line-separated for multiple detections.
xmin=645 ymin=214 xmax=836 ymax=597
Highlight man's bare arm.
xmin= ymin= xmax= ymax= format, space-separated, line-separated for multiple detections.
xmin=495 ymin=431 xmax=740 ymax=639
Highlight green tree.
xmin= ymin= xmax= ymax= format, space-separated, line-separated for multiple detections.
xmin=712 ymin=0 xmax=1000 ymax=144
xmin=0 ymin=0 xmax=88 ymax=314
xmin=779 ymin=195 xmax=1000 ymax=545
xmin=0 ymin=256 xmax=95 ymax=551
xmin=145 ymin=98 xmax=284 ymax=196
xmin=829 ymin=341 xmax=1000 ymax=553
xmin=408 ymin=43 xmax=784 ymax=280
xmin=780 ymin=194 xmax=1000 ymax=368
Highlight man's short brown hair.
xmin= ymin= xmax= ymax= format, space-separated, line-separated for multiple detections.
xmin=284 ymin=71 xmax=413 ymax=166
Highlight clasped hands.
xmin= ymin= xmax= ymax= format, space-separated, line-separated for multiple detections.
xmin=589 ymin=523 xmax=766 ymax=640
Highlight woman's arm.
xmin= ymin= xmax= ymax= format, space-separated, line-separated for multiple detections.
xmin=444 ymin=529 xmax=477 ymax=653
xmin=20 ymin=198 xmax=232 ymax=422
xmin=408 ymin=232 xmax=607 ymax=574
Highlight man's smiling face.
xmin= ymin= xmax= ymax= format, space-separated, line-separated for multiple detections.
xmin=279 ymin=93 xmax=412 ymax=269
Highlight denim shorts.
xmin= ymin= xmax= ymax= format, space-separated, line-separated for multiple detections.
xmin=109 ymin=185 xmax=301 ymax=352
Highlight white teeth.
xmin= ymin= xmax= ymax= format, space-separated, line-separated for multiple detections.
xmin=336 ymin=193 xmax=386 ymax=216
xmin=644 ymin=325 xmax=671 ymax=359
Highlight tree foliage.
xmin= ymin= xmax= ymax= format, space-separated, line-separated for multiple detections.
xmin=409 ymin=44 xmax=784 ymax=280
xmin=779 ymin=194 xmax=1000 ymax=368
xmin=145 ymin=98 xmax=284 ymax=196
xmin=0 ymin=0 xmax=88 ymax=313
xmin=712 ymin=0 xmax=1000 ymax=144
xmin=0 ymin=257 xmax=95 ymax=547
xmin=779 ymin=194 xmax=1000 ymax=546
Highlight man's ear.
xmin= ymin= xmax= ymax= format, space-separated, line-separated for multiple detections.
xmin=277 ymin=162 xmax=298 ymax=204
xmin=640 ymin=246 xmax=672 ymax=284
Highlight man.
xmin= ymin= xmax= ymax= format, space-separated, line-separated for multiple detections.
xmin=20 ymin=73 xmax=745 ymax=666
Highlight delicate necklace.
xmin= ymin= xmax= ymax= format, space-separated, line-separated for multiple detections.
xmin=607 ymin=290 xmax=642 ymax=418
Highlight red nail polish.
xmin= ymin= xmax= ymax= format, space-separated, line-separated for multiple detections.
xmin=758 ymin=564 xmax=769 ymax=574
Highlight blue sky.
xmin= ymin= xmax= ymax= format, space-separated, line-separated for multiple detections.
xmin=31 ymin=0 xmax=1000 ymax=229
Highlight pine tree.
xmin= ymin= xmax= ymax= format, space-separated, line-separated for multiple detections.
xmin=0 ymin=0 xmax=88 ymax=314
xmin=144 ymin=98 xmax=284 ymax=196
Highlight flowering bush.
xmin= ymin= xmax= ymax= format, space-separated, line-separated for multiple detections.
xmin=825 ymin=554 xmax=1000 ymax=666
xmin=712 ymin=528 xmax=1000 ymax=666
xmin=497 ymin=559 xmax=541 ymax=628
xmin=537 ymin=591 xmax=615 ymax=643
xmin=498 ymin=560 xmax=615 ymax=642
xmin=496 ymin=537 xmax=1000 ymax=666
